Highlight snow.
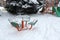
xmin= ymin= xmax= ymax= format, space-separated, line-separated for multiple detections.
xmin=0 ymin=7 xmax=60 ymax=40
xmin=58 ymin=2 xmax=60 ymax=7
xmin=22 ymin=4 xmax=32 ymax=8
xmin=29 ymin=0 xmax=39 ymax=4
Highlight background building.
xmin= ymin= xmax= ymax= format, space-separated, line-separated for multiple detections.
xmin=0 ymin=0 xmax=6 ymax=6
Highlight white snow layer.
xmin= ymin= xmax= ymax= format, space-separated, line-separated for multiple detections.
xmin=29 ymin=0 xmax=39 ymax=4
xmin=0 ymin=7 xmax=60 ymax=40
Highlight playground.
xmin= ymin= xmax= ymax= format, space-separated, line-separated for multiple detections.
xmin=0 ymin=0 xmax=60 ymax=40
xmin=0 ymin=9 xmax=60 ymax=40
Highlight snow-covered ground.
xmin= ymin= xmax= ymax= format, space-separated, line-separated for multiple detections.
xmin=0 ymin=7 xmax=60 ymax=40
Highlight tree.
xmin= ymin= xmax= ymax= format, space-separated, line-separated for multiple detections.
xmin=5 ymin=0 xmax=42 ymax=15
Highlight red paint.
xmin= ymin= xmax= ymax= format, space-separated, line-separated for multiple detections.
xmin=22 ymin=20 xmax=24 ymax=28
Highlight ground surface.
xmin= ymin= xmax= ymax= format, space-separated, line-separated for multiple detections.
xmin=0 ymin=7 xmax=60 ymax=40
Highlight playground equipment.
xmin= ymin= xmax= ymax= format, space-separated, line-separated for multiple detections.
xmin=8 ymin=19 xmax=22 ymax=31
xmin=8 ymin=15 xmax=38 ymax=31
xmin=28 ymin=20 xmax=38 ymax=30
xmin=56 ymin=7 xmax=60 ymax=17
xmin=10 ymin=22 xmax=22 ymax=31
xmin=52 ymin=7 xmax=60 ymax=17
